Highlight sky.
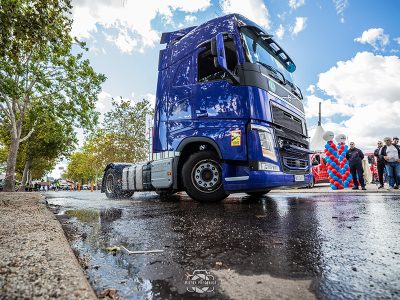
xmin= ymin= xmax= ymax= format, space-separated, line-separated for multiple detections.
xmin=51 ymin=0 xmax=400 ymax=177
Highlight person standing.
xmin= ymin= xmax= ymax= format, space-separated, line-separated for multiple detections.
xmin=374 ymin=141 xmax=385 ymax=189
xmin=346 ymin=142 xmax=366 ymax=190
xmin=380 ymin=137 xmax=400 ymax=191
xmin=392 ymin=136 xmax=399 ymax=189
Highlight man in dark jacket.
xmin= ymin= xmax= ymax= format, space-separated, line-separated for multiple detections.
xmin=374 ymin=140 xmax=385 ymax=188
xmin=346 ymin=142 xmax=366 ymax=190
xmin=380 ymin=137 xmax=400 ymax=191
xmin=392 ymin=136 xmax=399 ymax=188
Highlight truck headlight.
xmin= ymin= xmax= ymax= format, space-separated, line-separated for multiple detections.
xmin=258 ymin=130 xmax=277 ymax=162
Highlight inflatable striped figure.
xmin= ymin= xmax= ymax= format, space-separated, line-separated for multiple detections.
xmin=335 ymin=134 xmax=353 ymax=188
xmin=324 ymin=140 xmax=344 ymax=190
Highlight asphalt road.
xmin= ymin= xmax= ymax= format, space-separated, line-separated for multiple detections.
xmin=45 ymin=190 xmax=400 ymax=300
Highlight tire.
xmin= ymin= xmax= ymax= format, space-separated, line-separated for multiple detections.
xmin=104 ymin=168 xmax=134 ymax=199
xmin=182 ymin=151 xmax=228 ymax=202
xmin=246 ymin=191 xmax=271 ymax=197
xmin=308 ymin=178 xmax=315 ymax=189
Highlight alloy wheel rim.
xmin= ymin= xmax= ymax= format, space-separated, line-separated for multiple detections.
xmin=191 ymin=159 xmax=222 ymax=193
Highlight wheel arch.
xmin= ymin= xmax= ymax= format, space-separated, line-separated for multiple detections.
xmin=173 ymin=137 xmax=222 ymax=190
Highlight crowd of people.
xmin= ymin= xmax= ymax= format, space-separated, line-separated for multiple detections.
xmin=347 ymin=136 xmax=400 ymax=191
xmin=374 ymin=136 xmax=400 ymax=191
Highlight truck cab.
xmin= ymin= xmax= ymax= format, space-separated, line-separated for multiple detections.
xmin=102 ymin=14 xmax=312 ymax=202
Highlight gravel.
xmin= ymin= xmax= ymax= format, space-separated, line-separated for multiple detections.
xmin=0 ymin=192 xmax=96 ymax=299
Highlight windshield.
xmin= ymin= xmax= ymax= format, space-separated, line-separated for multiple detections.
xmin=239 ymin=27 xmax=296 ymax=86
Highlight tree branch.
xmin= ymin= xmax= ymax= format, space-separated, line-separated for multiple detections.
xmin=19 ymin=124 xmax=36 ymax=143
xmin=2 ymin=95 xmax=17 ymax=139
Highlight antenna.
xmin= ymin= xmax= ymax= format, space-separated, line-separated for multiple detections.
xmin=318 ymin=102 xmax=321 ymax=126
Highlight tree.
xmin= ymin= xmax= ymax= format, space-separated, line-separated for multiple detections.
xmin=63 ymin=151 xmax=93 ymax=183
xmin=63 ymin=98 xmax=152 ymax=183
xmin=0 ymin=0 xmax=106 ymax=191
xmin=15 ymin=102 xmax=77 ymax=189
xmin=100 ymin=98 xmax=153 ymax=163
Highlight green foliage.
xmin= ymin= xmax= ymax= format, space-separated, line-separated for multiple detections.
xmin=63 ymin=151 xmax=95 ymax=183
xmin=101 ymin=98 xmax=153 ymax=163
xmin=0 ymin=0 xmax=106 ymax=190
xmin=64 ymin=98 xmax=153 ymax=182
xmin=16 ymin=102 xmax=77 ymax=178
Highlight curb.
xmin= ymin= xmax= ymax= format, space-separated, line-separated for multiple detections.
xmin=0 ymin=192 xmax=97 ymax=299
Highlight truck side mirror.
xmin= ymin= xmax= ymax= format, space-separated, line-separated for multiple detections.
xmin=211 ymin=33 xmax=239 ymax=84
xmin=215 ymin=33 xmax=228 ymax=70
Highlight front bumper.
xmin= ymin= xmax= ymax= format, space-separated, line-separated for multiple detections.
xmin=223 ymin=170 xmax=313 ymax=192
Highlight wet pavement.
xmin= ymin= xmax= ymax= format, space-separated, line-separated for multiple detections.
xmin=45 ymin=191 xmax=400 ymax=300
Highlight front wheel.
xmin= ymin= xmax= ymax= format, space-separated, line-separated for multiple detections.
xmin=104 ymin=169 xmax=134 ymax=199
xmin=182 ymin=151 xmax=229 ymax=202
xmin=308 ymin=177 xmax=315 ymax=188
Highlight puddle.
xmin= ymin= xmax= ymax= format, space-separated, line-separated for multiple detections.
xmin=47 ymin=191 xmax=400 ymax=299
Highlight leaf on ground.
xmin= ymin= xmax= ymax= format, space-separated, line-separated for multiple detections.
xmin=98 ymin=288 xmax=117 ymax=298
xmin=105 ymin=246 xmax=121 ymax=253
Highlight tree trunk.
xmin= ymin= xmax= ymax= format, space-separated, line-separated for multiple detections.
xmin=18 ymin=160 xmax=31 ymax=192
xmin=4 ymin=137 xmax=20 ymax=192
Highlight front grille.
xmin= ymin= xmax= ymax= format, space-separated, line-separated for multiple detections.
xmin=271 ymin=83 xmax=304 ymax=113
xmin=277 ymin=138 xmax=310 ymax=175
xmin=272 ymin=105 xmax=303 ymax=135
xmin=283 ymin=157 xmax=308 ymax=169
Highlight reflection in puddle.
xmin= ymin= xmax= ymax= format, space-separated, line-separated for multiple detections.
xmin=50 ymin=193 xmax=400 ymax=300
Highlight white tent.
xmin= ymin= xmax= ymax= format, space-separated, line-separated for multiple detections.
xmin=310 ymin=102 xmax=326 ymax=152
xmin=310 ymin=124 xmax=326 ymax=152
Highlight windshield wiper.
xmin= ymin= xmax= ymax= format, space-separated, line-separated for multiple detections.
xmin=256 ymin=61 xmax=286 ymax=85
xmin=285 ymin=80 xmax=303 ymax=100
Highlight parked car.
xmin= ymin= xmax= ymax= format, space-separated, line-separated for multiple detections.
xmin=310 ymin=152 xmax=329 ymax=188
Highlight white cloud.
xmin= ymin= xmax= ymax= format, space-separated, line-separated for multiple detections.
xmin=292 ymin=17 xmax=307 ymax=35
xmin=354 ymin=28 xmax=390 ymax=51
xmin=393 ymin=37 xmax=400 ymax=45
xmin=185 ymin=15 xmax=197 ymax=23
xmin=306 ymin=84 xmax=315 ymax=94
xmin=307 ymin=52 xmax=400 ymax=150
xmin=318 ymin=52 xmax=400 ymax=105
xmin=332 ymin=0 xmax=348 ymax=23
xmin=105 ymin=30 xmax=139 ymax=54
xmin=289 ymin=0 xmax=305 ymax=10
xmin=89 ymin=45 xmax=107 ymax=56
xmin=305 ymin=95 xmax=354 ymax=118
xmin=220 ymin=0 xmax=271 ymax=30
xmin=275 ymin=24 xmax=285 ymax=40
xmin=71 ymin=0 xmax=211 ymax=53
xmin=96 ymin=91 xmax=141 ymax=116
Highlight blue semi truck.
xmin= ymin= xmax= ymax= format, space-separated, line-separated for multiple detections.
xmin=101 ymin=14 xmax=313 ymax=202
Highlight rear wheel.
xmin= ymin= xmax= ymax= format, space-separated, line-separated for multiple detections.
xmin=104 ymin=169 xmax=134 ymax=199
xmin=182 ymin=151 xmax=228 ymax=202
xmin=246 ymin=191 xmax=271 ymax=197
